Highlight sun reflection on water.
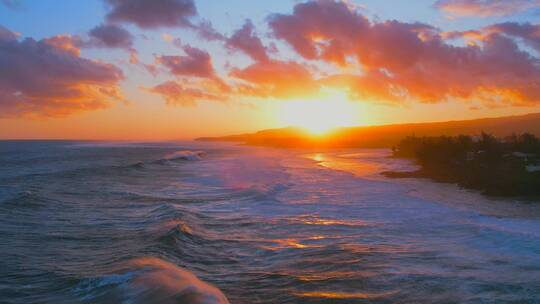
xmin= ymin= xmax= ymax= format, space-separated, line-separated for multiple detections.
xmin=306 ymin=152 xmax=380 ymax=177
xmin=294 ymin=291 xmax=397 ymax=299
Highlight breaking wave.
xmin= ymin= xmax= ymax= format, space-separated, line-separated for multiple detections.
xmin=76 ymin=257 xmax=229 ymax=304
xmin=162 ymin=150 xmax=206 ymax=162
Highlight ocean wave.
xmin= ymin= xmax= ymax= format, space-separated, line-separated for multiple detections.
xmin=162 ymin=150 xmax=206 ymax=162
xmin=0 ymin=190 xmax=49 ymax=209
xmin=156 ymin=217 xmax=220 ymax=249
xmin=75 ymin=257 xmax=229 ymax=304
xmin=126 ymin=161 xmax=146 ymax=169
xmin=159 ymin=219 xmax=198 ymax=242
xmin=1 ymin=150 xmax=205 ymax=181
xmin=3 ymin=161 xmax=149 ymax=181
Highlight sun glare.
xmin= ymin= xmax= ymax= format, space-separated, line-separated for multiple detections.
xmin=277 ymin=89 xmax=359 ymax=135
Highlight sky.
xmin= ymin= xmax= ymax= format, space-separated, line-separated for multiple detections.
xmin=0 ymin=0 xmax=539 ymax=140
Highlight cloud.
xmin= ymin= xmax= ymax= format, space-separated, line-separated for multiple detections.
xmin=42 ymin=34 xmax=83 ymax=56
xmin=41 ymin=24 xmax=134 ymax=55
xmin=444 ymin=22 xmax=540 ymax=52
xmin=485 ymin=22 xmax=540 ymax=52
xmin=267 ymin=0 xmax=540 ymax=106
xmin=230 ymin=60 xmax=319 ymax=98
xmin=105 ymin=0 xmax=197 ymax=29
xmin=0 ymin=26 xmax=124 ymax=118
xmin=103 ymin=0 xmax=226 ymax=43
xmin=157 ymin=45 xmax=216 ymax=78
xmin=268 ymin=0 xmax=371 ymax=65
xmin=434 ymin=0 xmax=540 ymax=17
xmin=146 ymin=80 xmax=225 ymax=106
xmin=1 ymin=0 xmax=21 ymax=9
xmin=226 ymin=19 xmax=269 ymax=62
xmin=88 ymin=24 xmax=134 ymax=49
xmin=195 ymin=20 xmax=225 ymax=41
xmin=0 ymin=25 xmax=19 ymax=41
xmin=40 ymin=25 xmax=135 ymax=67
xmin=161 ymin=33 xmax=174 ymax=43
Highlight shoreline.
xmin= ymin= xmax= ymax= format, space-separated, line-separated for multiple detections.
xmin=382 ymin=167 xmax=540 ymax=199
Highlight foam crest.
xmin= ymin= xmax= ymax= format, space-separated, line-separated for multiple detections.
xmin=163 ymin=150 xmax=206 ymax=161
xmin=120 ymin=257 xmax=229 ymax=304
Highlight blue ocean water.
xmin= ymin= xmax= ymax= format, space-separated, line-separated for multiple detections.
xmin=1 ymin=141 xmax=539 ymax=303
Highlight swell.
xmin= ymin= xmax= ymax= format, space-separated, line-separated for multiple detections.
xmin=1 ymin=150 xmax=207 ymax=181
xmin=152 ymin=210 xmax=247 ymax=266
xmin=0 ymin=190 xmax=53 ymax=209
xmin=115 ymin=186 xmax=281 ymax=206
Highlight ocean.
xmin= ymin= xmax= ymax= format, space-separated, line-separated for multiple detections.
xmin=1 ymin=141 xmax=539 ymax=303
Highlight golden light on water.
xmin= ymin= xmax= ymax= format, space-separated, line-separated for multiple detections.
xmin=306 ymin=152 xmax=380 ymax=177
xmin=277 ymin=88 xmax=359 ymax=135
xmin=294 ymin=291 xmax=396 ymax=299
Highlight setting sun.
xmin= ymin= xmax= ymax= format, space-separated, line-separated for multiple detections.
xmin=277 ymin=89 xmax=359 ymax=134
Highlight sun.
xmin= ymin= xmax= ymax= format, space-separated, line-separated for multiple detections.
xmin=277 ymin=89 xmax=359 ymax=135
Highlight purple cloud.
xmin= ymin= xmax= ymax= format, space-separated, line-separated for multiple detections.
xmin=226 ymin=19 xmax=270 ymax=62
xmin=0 ymin=25 xmax=18 ymax=41
xmin=486 ymin=22 xmax=540 ymax=52
xmin=105 ymin=0 xmax=197 ymax=29
xmin=157 ymin=45 xmax=215 ymax=78
xmin=88 ymin=24 xmax=134 ymax=49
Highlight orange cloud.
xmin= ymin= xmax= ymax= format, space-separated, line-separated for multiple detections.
xmin=434 ymin=0 xmax=540 ymax=17
xmin=230 ymin=60 xmax=319 ymax=98
xmin=42 ymin=34 xmax=82 ymax=56
xmin=267 ymin=0 xmax=540 ymax=107
xmin=145 ymin=80 xmax=227 ymax=106
xmin=0 ymin=27 xmax=124 ymax=118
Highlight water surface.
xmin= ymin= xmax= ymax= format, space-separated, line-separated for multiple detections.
xmin=1 ymin=141 xmax=539 ymax=303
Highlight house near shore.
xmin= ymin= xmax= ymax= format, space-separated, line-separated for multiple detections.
xmin=511 ymin=152 xmax=536 ymax=161
xmin=506 ymin=152 xmax=540 ymax=172
xmin=527 ymin=165 xmax=540 ymax=172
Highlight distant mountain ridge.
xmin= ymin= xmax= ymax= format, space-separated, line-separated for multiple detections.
xmin=197 ymin=112 xmax=540 ymax=148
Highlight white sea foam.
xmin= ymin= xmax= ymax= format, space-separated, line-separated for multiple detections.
xmin=77 ymin=258 xmax=230 ymax=304
xmin=164 ymin=150 xmax=206 ymax=161
xmin=123 ymin=257 xmax=229 ymax=304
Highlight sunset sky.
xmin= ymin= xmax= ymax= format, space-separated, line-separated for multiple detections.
xmin=1 ymin=0 xmax=539 ymax=139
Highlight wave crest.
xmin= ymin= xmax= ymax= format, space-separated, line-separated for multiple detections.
xmin=123 ymin=257 xmax=229 ymax=304
xmin=163 ymin=150 xmax=206 ymax=162
xmin=77 ymin=257 xmax=229 ymax=304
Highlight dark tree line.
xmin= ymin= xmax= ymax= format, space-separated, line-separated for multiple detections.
xmin=387 ymin=133 xmax=540 ymax=197
xmin=393 ymin=133 xmax=540 ymax=159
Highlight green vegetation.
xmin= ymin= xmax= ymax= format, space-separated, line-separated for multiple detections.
xmin=385 ymin=133 xmax=540 ymax=197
